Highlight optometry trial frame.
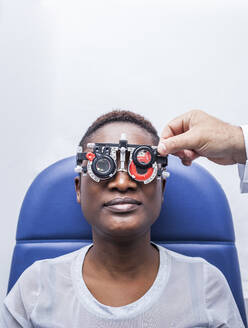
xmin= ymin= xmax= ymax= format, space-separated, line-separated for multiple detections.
xmin=75 ymin=133 xmax=170 ymax=184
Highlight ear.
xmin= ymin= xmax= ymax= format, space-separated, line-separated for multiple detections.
xmin=74 ymin=176 xmax=81 ymax=203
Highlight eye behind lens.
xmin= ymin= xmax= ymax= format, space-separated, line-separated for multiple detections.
xmin=92 ymin=155 xmax=116 ymax=178
xmin=95 ymin=158 xmax=111 ymax=173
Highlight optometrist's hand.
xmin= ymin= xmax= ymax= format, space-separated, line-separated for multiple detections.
xmin=158 ymin=110 xmax=247 ymax=166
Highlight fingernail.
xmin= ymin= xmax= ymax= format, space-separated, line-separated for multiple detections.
xmin=158 ymin=143 xmax=167 ymax=154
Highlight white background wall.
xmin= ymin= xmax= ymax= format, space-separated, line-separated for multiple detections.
xmin=0 ymin=0 xmax=247 ymax=308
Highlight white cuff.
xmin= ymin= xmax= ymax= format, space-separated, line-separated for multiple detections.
xmin=238 ymin=125 xmax=248 ymax=193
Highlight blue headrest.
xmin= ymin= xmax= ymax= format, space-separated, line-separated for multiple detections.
xmin=8 ymin=155 xmax=247 ymax=326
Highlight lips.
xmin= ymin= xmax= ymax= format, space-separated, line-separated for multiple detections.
xmin=103 ymin=197 xmax=142 ymax=213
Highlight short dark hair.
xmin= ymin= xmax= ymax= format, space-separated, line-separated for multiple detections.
xmin=79 ymin=110 xmax=159 ymax=149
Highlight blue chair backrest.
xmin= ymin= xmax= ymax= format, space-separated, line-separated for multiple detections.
xmin=8 ymin=155 xmax=247 ymax=326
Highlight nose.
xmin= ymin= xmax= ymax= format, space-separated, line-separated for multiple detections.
xmin=107 ymin=171 xmax=138 ymax=192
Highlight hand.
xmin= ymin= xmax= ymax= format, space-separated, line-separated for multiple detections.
xmin=158 ymin=110 xmax=246 ymax=166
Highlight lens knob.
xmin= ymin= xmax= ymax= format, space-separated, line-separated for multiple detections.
xmin=162 ymin=171 xmax=170 ymax=179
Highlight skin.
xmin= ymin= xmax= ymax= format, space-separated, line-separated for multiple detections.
xmin=75 ymin=122 xmax=165 ymax=307
xmin=158 ymin=110 xmax=246 ymax=166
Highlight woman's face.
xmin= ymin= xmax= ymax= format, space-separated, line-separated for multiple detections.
xmin=75 ymin=122 xmax=165 ymax=242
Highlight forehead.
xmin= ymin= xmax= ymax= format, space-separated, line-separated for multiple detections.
xmin=88 ymin=122 xmax=155 ymax=145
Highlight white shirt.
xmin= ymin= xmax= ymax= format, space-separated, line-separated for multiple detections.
xmin=1 ymin=244 xmax=244 ymax=328
xmin=238 ymin=125 xmax=248 ymax=193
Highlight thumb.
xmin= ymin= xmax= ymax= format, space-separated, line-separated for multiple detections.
xmin=158 ymin=130 xmax=198 ymax=155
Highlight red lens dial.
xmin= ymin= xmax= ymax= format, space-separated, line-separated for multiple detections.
xmin=129 ymin=161 xmax=154 ymax=181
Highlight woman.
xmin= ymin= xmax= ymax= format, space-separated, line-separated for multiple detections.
xmin=1 ymin=110 xmax=244 ymax=327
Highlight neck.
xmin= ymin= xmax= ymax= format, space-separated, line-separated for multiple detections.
xmin=86 ymin=231 xmax=158 ymax=279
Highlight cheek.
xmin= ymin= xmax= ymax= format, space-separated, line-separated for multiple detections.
xmin=145 ymin=180 xmax=163 ymax=201
xmin=142 ymin=182 xmax=163 ymax=222
xmin=79 ymin=178 xmax=102 ymax=221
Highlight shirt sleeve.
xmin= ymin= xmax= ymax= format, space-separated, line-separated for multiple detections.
xmin=203 ymin=262 xmax=244 ymax=327
xmin=1 ymin=262 xmax=40 ymax=328
xmin=238 ymin=125 xmax=248 ymax=193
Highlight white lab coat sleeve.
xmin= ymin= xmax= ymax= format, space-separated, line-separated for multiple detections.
xmin=238 ymin=125 xmax=248 ymax=193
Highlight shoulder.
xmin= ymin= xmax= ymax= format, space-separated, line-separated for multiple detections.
xmin=156 ymin=243 xmax=236 ymax=287
xmin=156 ymin=244 xmax=229 ymax=291
xmin=157 ymin=244 xmax=208 ymax=267
xmin=4 ymin=246 xmax=89 ymax=318
xmin=157 ymin=244 xmax=227 ymax=281
xmin=156 ymin=245 xmax=244 ymax=325
xmin=9 ymin=246 xmax=88 ymax=295
xmin=2 ymin=247 xmax=90 ymax=326
xmin=21 ymin=247 xmax=85 ymax=279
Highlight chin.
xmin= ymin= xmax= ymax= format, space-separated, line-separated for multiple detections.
xmin=99 ymin=216 xmax=150 ymax=239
